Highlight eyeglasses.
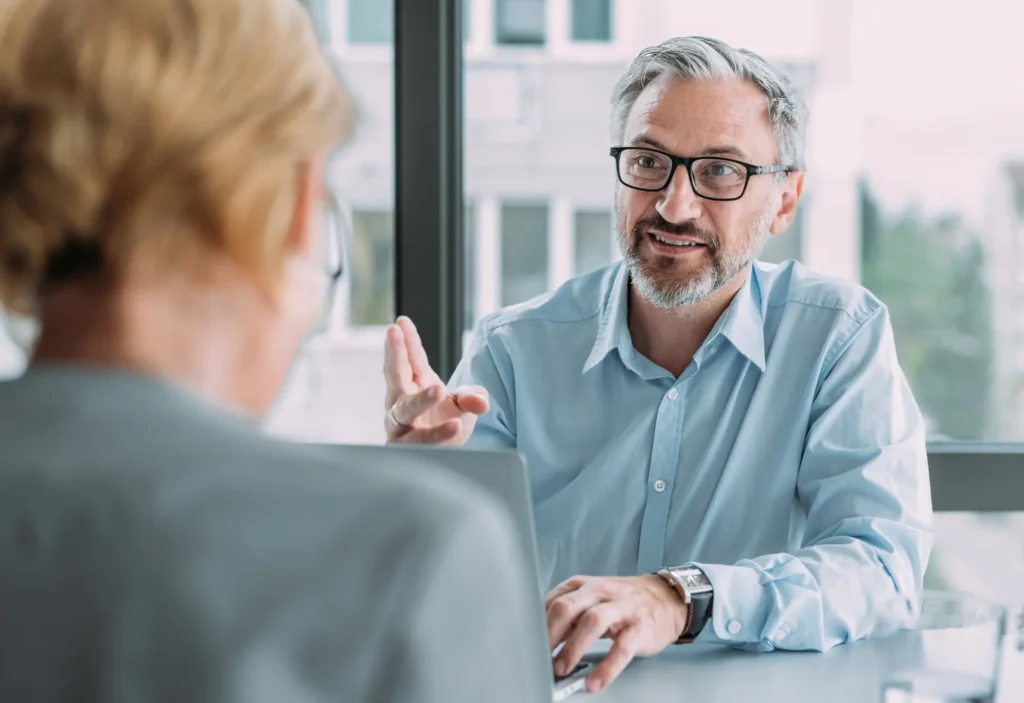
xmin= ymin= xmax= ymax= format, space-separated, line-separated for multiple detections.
xmin=315 ymin=192 xmax=346 ymax=334
xmin=610 ymin=146 xmax=795 ymax=201
xmin=323 ymin=193 xmax=345 ymax=285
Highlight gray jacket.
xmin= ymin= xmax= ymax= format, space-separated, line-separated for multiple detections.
xmin=0 ymin=366 xmax=546 ymax=703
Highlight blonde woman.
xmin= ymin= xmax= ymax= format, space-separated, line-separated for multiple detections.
xmin=0 ymin=0 xmax=542 ymax=701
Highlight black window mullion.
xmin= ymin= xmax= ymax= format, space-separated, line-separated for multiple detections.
xmin=394 ymin=0 xmax=464 ymax=380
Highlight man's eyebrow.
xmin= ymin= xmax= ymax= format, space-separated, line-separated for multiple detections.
xmin=628 ymin=135 xmax=669 ymax=151
xmin=627 ymin=137 xmax=752 ymax=162
xmin=699 ymin=145 xmax=751 ymax=161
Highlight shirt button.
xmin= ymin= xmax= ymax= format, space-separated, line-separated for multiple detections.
xmin=707 ymin=344 xmax=719 ymax=355
xmin=727 ymin=620 xmax=742 ymax=635
xmin=653 ymin=479 xmax=667 ymax=493
xmin=666 ymin=388 xmax=679 ymax=401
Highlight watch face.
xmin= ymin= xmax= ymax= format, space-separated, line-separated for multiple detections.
xmin=679 ymin=569 xmax=712 ymax=591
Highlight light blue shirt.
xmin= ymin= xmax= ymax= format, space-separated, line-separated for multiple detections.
xmin=450 ymin=259 xmax=933 ymax=653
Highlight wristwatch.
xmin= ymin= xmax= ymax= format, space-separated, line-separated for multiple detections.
xmin=655 ymin=565 xmax=714 ymax=643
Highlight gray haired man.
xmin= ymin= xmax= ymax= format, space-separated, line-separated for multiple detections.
xmin=383 ymin=36 xmax=933 ymax=692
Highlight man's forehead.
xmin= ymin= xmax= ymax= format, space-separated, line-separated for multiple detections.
xmin=624 ymin=75 xmax=774 ymax=159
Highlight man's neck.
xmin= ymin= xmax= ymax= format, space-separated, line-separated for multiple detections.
xmin=628 ymin=270 xmax=749 ymax=378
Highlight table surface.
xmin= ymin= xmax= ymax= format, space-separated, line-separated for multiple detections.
xmin=576 ymin=630 xmax=1023 ymax=703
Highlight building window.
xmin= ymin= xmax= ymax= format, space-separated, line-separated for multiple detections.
xmin=350 ymin=210 xmax=394 ymax=326
xmin=571 ymin=0 xmax=612 ymax=42
xmin=347 ymin=0 xmax=393 ymax=45
xmin=501 ymin=203 xmax=549 ymax=306
xmin=305 ymin=0 xmax=332 ymax=44
xmin=495 ymin=0 xmax=546 ymax=46
xmin=574 ymin=210 xmax=613 ymax=275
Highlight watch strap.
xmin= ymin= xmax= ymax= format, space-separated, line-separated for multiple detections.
xmin=678 ymin=590 xmax=713 ymax=643
xmin=655 ymin=565 xmax=713 ymax=644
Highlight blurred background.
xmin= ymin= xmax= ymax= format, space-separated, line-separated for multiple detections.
xmin=2 ymin=0 xmax=1021 ymax=629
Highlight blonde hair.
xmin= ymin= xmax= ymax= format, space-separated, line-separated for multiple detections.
xmin=0 ymin=0 xmax=352 ymax=314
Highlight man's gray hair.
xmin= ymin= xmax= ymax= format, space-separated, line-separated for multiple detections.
xmin=611 ymin=36 xmax=808 ymax=171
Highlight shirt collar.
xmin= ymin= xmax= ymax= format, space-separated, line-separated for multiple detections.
xmin=712 ymin=266 xmax=767 ymax=371
xmin=583 ymin=261 xmax=767 ymax=374
xmin=583 ymin=261 xmax=630 ymax=373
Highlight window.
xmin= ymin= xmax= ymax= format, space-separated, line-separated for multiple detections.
xmin=349 ymin=210 xmax=394 ymax=326
xmin=571 ymin=0 xmax=612 ymax=42
xmin=574 ymin=210 xmax=614 ymax=275
xmin=501 ymin=203 xmax=549 ymax=306
xmin=347 ymin=0 xmax=393 ymax=44
xmin=495 ymin=0 xmax=546 ymax=46
xmin=265 ymin=1 xmax=394 ymax=444
xmin=306 ymin=0 xmax=332 ymax=44
xmin=463 ymin=2 xmax=1024 ymax=445
xmin=459 ymin=3 xmax=1024 ymax=612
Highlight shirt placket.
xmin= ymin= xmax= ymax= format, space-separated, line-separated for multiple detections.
xmin=635 ymin=376 xmax=689 ymax=574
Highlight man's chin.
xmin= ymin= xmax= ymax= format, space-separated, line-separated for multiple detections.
xmin=631 ymin=270 xmax=718 ymax=309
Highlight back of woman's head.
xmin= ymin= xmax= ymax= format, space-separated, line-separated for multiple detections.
xmin=0 ymin=0 xmax=352 ymax=315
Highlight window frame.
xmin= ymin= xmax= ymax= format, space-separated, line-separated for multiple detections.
xmin=394 ymin=0 xmax=465 ymax=380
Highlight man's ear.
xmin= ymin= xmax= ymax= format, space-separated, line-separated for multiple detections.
xmin=286 ymin=160 xmax=323 ymax=258
xmin=769 ymin=171 xmax=805 ymax=236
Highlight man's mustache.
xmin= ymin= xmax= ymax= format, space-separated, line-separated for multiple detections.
xmin=631 ymin=215 xmax=720 ymax=252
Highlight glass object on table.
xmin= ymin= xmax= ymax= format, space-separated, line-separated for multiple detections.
xmin=882 ymin=591 xmax=1006 ymax=703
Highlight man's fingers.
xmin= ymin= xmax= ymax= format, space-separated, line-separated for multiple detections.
xmin=387 ymin=384 xmax=445 ymax=436
xmin=587 ymin=625 xmax=642 ymax=693
xmin=391 ymin=419 xmax=463 ymax=445
xmin=383 ymin=324 xmax=414 ymax=407
xmin=397 ymin=317 xmax=440 ymax=386
xmin=544 ymin=577 xmax=587 ymax=611
xmin=554 ymin=603 xmax=622 ymax=678
xmin=451 ymin=385 xmax=490 ymax=416
xmin=546 ymin=586 xmax=605 ymax=651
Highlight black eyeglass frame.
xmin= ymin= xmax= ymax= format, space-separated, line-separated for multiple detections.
xmin=316 ymin=191 xmax=347 ymax=334
xmin=609 ymin=146 xmax=797 ymax=201
xmin=323 ymin=192 xmax=345 ymax=285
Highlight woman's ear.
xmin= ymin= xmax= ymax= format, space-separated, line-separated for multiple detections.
xmin=286 ymin=159 xmax=324 ymax=259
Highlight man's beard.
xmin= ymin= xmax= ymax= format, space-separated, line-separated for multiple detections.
xmin=617 ymin=204 xmax=774 ymax=310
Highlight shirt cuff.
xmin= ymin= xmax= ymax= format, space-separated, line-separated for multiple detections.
xmin=688 ymin=562 xmax=772 ymax=650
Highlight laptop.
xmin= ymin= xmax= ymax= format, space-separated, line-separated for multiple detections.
xmin=324 ymin=444 xmax=593 ymax=701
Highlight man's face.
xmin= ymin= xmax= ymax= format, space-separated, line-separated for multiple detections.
xmin=615 ymin=75 xmax=802 ymax=309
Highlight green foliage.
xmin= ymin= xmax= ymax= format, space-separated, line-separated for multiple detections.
xmin=859 ymin=180 xmax=994 ymax=439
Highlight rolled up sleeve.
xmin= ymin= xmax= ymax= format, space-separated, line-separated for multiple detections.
xmin=691 ymin=305 xmax=933 ymax=652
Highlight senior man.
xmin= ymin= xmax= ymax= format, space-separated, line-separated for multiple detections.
xmin=383 ymin=36 xmax=932 ymax=693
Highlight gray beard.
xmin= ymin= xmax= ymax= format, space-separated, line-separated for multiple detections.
xmin=628 ymin=251 xmax=737 ymax=309
xmin=620 ymin=205 xmax=774 ymax=310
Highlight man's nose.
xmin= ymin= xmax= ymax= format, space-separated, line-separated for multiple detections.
xmin=656 ymin=166 xmax=704 ymax=223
